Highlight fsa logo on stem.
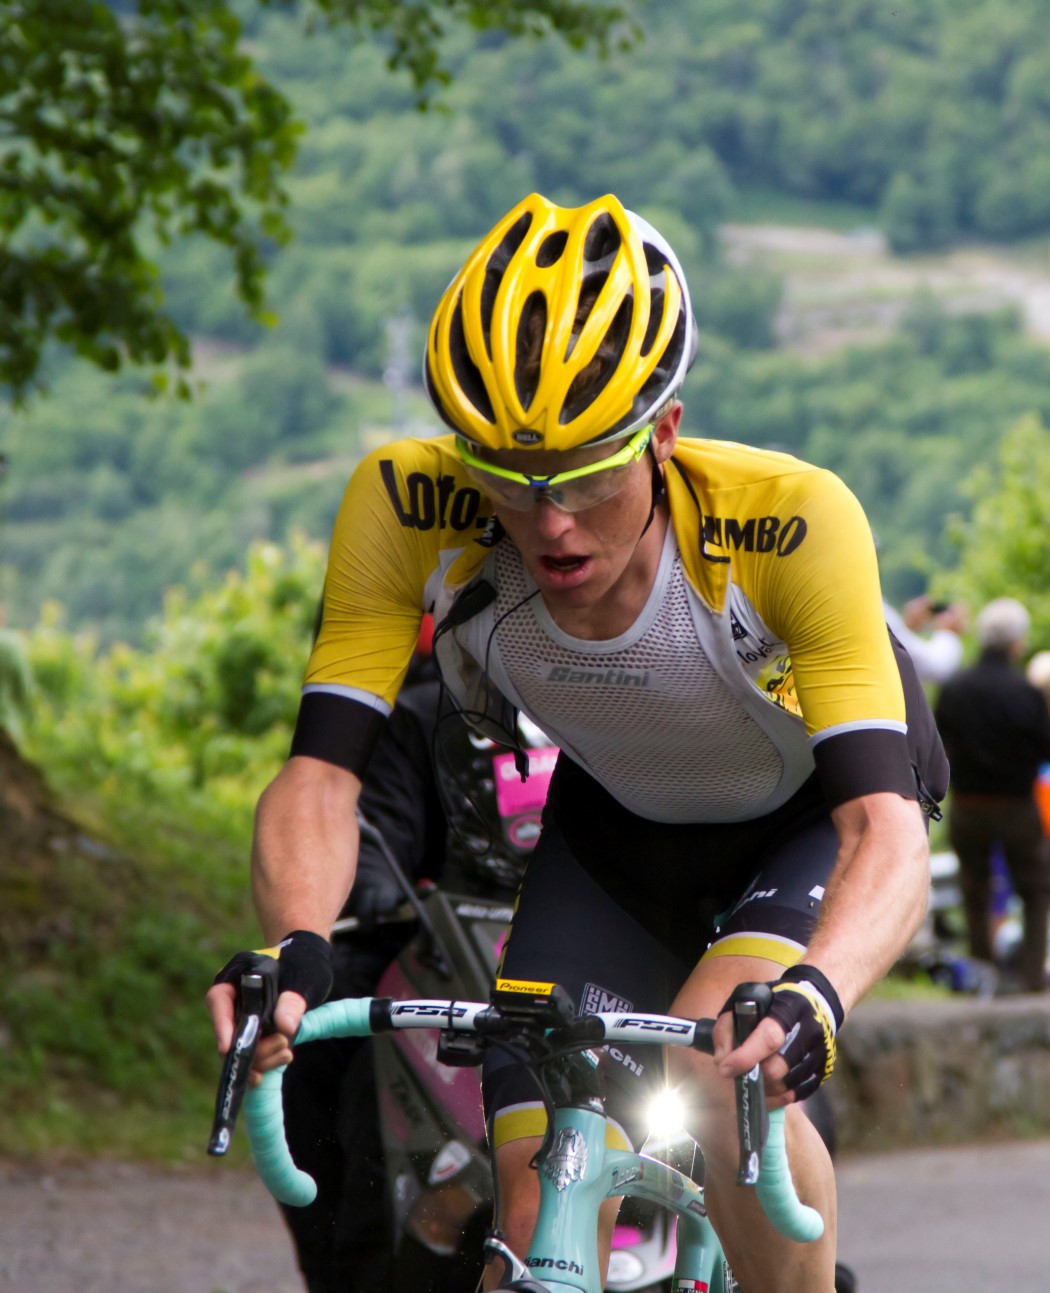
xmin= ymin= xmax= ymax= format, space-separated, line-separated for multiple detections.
xmin=392 ymin=1003 xmax=468 ymax=1019
xmin=701 ymin=513 xmax=807 ymax=557
xmin=380 ymin=460 xmax=488 ymax=531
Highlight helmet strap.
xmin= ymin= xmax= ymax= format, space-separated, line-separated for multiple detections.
xmin=638 ymin=445 xmax=667 ymax=540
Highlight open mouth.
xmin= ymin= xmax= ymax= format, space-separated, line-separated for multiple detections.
xmin=535 ymin=553 xmax=593 ymax=590
xmin=542 ymin=555 xmax=588 ymax=573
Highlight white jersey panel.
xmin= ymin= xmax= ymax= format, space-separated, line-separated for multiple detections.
xmin=483 ymin=530 xmax=789 ymax=823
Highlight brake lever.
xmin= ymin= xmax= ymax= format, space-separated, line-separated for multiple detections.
xmin=207 ymin=960 xmax=279 ymax=1156
xmin=728 ymin=981 xmax=773 ymax=1187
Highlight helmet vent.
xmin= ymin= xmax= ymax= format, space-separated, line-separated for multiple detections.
xmin=640 ymin=288 xmax=665 ymax=358
xmin=450 ymin=296 xmax=495 ymax=422
xmin=643 ymin=242 xmax=667 ymax=275
xmin=480 ymin=212 xmax=533 ymax=360
xmin=515 ymin=291 xmax=547 ymax=412
xmin=562 ymin=296 xmax=633 ymax=424
xmin=536 ymin=231 xmax=568 ymax=268
xmin=565 ymin=271 xmax=607 ymax=361
xmin=583 ymin=213 xmax=621 ymax=265
xmin=490 ymin=212 xmax=533 ymax=270
xmin=480 ymin=269 xmax=501 ymax=358
xmin=635 ymin=309 xmax=687 ymax=411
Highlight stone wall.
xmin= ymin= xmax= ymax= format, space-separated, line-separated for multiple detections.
xmin=829 ymin=996 xmax=1050 ymax=1151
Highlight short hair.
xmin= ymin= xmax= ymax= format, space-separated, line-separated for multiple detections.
xmin=975 ymin=597 xmax=1031 ymax=650
xmin=1027 ymin=650 xmax=1050 ymax=702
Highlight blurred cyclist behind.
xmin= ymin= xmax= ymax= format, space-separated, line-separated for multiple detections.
xmin=279 ymin=623 xmax=556 ymax=1292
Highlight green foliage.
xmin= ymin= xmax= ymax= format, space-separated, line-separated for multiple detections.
xmin=7 ymin=1 xmax=1050 ymax=639
xmin=296 ymin=0 xmax=633 ymax=100
xmin=1 ymin=0 xmax=299 ymax=401
xmin=0 ymin=341 xmax=379 ymax=640
xmin=0 ymin=629 xmax=32 ymax=742
xmin=1 ymin=0 xmax=627 ymax=403
xmin=881 ymin=172 xmax=956 ymax=255
xmin=7 ymin=296 xmax=1050 ymax=635
xmin=24 ymin=534 xmax=325 ymax=796
xmin=936 ymin=414 xmax=1050 ymax=648
xmin=683 ymin=301 xmax=1050 ymax=604
xmin=1 ymin=536 xmax=326 ymax=1154
xmin=10 ymin=0 xmax=1050 ymax=403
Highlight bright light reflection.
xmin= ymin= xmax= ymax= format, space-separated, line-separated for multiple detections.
xmin=646 ymin=1086 xmax=689 ymax=1142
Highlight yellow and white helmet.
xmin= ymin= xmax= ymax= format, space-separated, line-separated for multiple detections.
xmin=424 ymin=193 xmax=698 ymax=451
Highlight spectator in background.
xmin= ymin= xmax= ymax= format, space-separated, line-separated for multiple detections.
xmin=884 ymin=594 xmax=966 ymax=684
xmin=935 ymin=599 xmax=1050 ymax=992
xmin=1026 ymin=651 xmax=1050 ymax=838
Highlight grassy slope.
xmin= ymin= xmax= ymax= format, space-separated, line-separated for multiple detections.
xmin=0 ymin=733 xmax=259 ymax=1162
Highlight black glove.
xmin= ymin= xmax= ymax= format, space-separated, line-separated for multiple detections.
xmin=765 ymin=964 xmax=844 ymax=1101
xmin=213 ymin=930 xmax=334 ymax=1015
xmin=345 ymin=877 xmax=405 ymax=929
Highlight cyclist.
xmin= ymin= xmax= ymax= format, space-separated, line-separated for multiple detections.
xmin=208 ymin=193 xmax=947 ymax=1293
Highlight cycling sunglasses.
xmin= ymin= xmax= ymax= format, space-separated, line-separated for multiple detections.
xmin=454 ymin=423 xmax=654 ymax=513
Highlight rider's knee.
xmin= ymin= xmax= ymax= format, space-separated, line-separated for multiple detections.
xmin=494 ymin=1139 xmax=541 ymax=1255
xmin=664 ymin=1048 xmax=755 ymax=1172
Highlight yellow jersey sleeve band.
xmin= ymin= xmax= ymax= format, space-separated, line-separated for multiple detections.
xmin=290 ymin=690 xmax=387 ymax=777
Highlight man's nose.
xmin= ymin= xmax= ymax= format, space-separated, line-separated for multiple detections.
xmin=534 ymin=497 xmax=576 ymax=539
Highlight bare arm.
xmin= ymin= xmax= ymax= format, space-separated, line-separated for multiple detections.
xmin=206 ymin=755 xmax=362 ymax=1070
xmin=802 ymin=791 xmax=929 ymax=1011
xmin=251 ymin=755 xmax=362 ymax=945
xmin=717 ymin=791 xmax=929 ymax=1090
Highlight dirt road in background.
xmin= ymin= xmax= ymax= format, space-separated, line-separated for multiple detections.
xmin=721 ymin=224 xmax=1050 ymax=354
xmin=0 ymin=1158 xmax=300 ymax=1293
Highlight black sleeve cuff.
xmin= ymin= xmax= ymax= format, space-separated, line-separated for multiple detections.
xmin=289 ymin=691 xmax=387 ymax=778
xmin=812 ymin=727 xmax=917 ymax=810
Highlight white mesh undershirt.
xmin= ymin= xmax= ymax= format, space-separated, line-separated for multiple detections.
xmin=488 ymin=532 xmax=786 ymax=823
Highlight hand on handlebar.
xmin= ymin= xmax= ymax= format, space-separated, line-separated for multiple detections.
xmin=205 ymin=981 xmax=305 ymax=1079
xmin=207 ymin=930 xmax=334 ymax=1077
xmin=712 ymin=1011 xmax=793 ymax=1107
xmin=205 ymin=933 xmax=333 ymax=1157
xmin=714 ymin=965 xmax=844 ymax=1106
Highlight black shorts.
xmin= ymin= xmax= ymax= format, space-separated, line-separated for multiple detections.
xmin=483 ymin=767 xmax=840 ymax=1149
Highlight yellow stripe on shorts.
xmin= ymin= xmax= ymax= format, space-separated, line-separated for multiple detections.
xmin=492 ymin=1102 xmax=631 ymax=1152
xmin=702 ymin=933 xmax=804 ymax=968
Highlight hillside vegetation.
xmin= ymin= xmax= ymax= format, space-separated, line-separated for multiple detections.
xmin=1 ymin=542 xmax=323 ymax=1156
xmin=6 ymin=0 xmax=1050 ymax=639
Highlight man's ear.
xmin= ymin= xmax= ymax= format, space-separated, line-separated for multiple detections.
xmin=652 ymin=401 xmax=682 ymax=463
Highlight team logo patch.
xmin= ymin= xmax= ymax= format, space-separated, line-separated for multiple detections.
xmin=701 ymin=512 xmax=808 ymax=557
xmin=543 ymin=1127 xmax=588 ymax=1191
xmin=582 ymin=983 xmax=632 ymax=1014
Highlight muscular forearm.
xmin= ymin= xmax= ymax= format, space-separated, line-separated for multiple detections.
xmin=250 ymin=757 xmax=361 ymax=945
xmin=803 ymin=793 xmax=929 ymax=1014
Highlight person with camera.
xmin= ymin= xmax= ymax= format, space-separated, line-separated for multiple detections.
xmin=883 ymin=594 xmax=966 ymax=685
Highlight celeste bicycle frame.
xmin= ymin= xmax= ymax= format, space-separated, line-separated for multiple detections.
xmin=237 ymin=978 xmax=823 ymax=1293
